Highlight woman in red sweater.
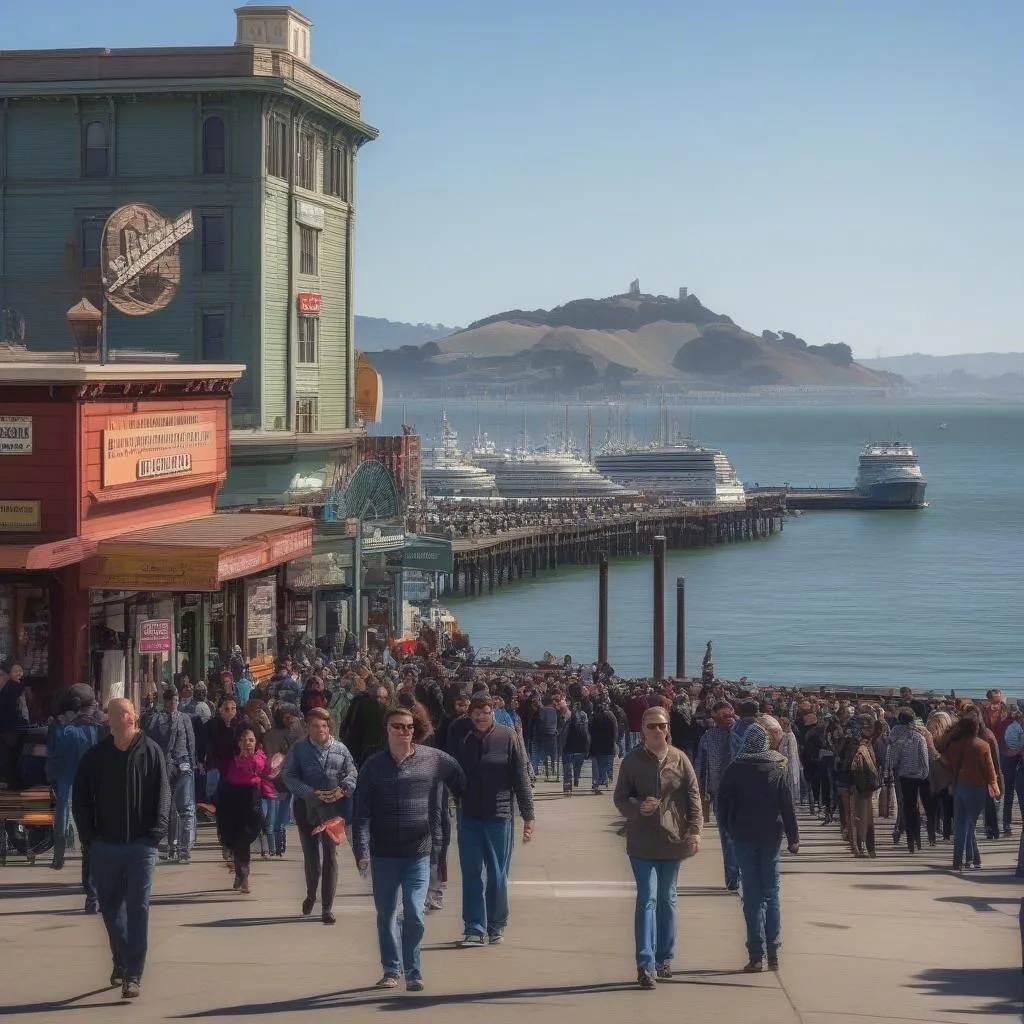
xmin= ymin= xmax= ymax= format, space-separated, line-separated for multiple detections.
xmin=942 ymin=716 xmax=999 ymax=872
xmin=217 ymin=725 xmax=275 ymax=894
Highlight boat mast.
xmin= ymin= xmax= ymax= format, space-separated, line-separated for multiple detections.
xmin=586 ymin=406 xmax=593 ymax=463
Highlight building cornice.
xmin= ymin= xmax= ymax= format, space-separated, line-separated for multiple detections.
xmin=0 ymin=75 xmax=378 ymax=141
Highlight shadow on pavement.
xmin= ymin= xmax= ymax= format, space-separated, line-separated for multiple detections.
xmin=174 ymin=981 xmax=647 ymax=1016
xmin=909 ymin=966 xmax=1021 ymax=1017
xmin=934 ymin=894 xmax=1022 ymax=913
xmin=0 ymin=987 xmax=121 ymax=1015
xmin=184 ymin=915 xmax=315 ymax=928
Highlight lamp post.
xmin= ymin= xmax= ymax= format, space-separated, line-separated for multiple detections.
xmin=65 ymin=299 xmax=103 ymax=363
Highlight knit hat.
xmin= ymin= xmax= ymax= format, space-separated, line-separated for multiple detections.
xmin=68 ymin=683 xmax=97 ymax=707
xmin=469 ymin=693 xmax=494 ymax=710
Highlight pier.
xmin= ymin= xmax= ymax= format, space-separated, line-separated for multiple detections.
xmin=748 ymin=486 xmax=927 ymax=511
xmin=442 ymin=495 xmax=785 ymax=597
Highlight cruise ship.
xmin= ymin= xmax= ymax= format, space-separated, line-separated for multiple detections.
xmin=420 ymin=414 xmax=498 ymax=497
xmin=475 ymin=447 xmax=630 ymax=499
xmin=594 ymin=441 xmax=747 ymax=506
xmin=855 ymin=441 xmax=927 ymax=508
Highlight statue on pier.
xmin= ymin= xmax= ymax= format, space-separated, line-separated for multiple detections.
xmin=701 ymin=641 xmax=715 ymax=686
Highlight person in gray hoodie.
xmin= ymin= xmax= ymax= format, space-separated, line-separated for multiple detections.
xmin=717 ymin=718 xmax=799 ymax=973
xmin=142 ymin=687 xmax=196 ymax=863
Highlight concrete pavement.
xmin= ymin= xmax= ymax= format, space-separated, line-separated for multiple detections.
xmin=0 ymin=778 xmax=1019 ymax=1023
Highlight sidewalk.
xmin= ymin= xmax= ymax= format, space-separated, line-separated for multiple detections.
xmin=0 ymin=780 xmax=1019 ymax=1023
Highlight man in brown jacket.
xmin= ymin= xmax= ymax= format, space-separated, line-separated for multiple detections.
xmin=613 ymin=706 xmax=703 ymax=990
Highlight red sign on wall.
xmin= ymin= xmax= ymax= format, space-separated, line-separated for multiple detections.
xmin=297 ymin=293 xmax=322 ymax=314
xmin=139 ymin=618 xmax=172 ymax=653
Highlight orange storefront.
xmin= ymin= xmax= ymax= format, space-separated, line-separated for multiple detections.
xmin=0 ymin=362 xmax=312 ymax=709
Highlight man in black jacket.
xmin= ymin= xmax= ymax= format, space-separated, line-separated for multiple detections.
xmin=588 ymin=699 xmax=618 ymax=793
xmin=449 ymin=694 xmax=535 ymax=947
xmin=72 ymin=698 xmax=169 ymax=1000
xmin=716 ymin=717 xmax=799 ymax=974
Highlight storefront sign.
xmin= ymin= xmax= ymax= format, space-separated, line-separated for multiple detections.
xmin=295 ymin=199 xmax=326 ymax=230
xmin=81 ymin=546 xmax=220 ymax=591
xmin=0 ymin=416 xmax=33 ymax=455
xmin=246 ymin=580 xmax=276 ymax=640
xmin=103 ymin=412 xmax=217 ymax=488
xmin=0 ymin=500 xmax=41 ymax=532
xmin=395 ymin=535 xmax=454 ymax=574
xmin=138 ymin=618 xmax=172 ymax=654
xmin=297 ymin=293 xmax=321 ymax=314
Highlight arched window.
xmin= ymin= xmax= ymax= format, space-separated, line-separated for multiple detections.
xmin=202 ymin=116 xmax=226 ymax=175
xmin=83 ymin=120 xmax=109 ymax=177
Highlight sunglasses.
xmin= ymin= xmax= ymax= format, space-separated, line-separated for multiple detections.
xmin=644 ymin=722 xmax=669 ymax=730
xmin=388 ymin=722 xmax=414 ymax=732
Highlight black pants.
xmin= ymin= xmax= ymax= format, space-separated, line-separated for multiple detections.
xmin=232 ymin=837 xmax=251 ymax=886
xmin=899 ymin=777 xmax=931 ymax=850
xmin=929 ymin=788 xmax=953 ymax=841
xmin=294 ymin=800 xmax=338 ymax=913
xmin=804 ymin=762 xmax=831 ymax=814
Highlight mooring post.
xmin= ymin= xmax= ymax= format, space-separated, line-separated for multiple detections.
xmin=653 ymin=535 xmax=666 ymax=680
xmin=598 ymin=551 xmax=609 ymax=665
xmin=675 ymin=576 xmax=686 ymax=678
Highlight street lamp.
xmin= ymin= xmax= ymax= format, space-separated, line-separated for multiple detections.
xmin=66 ymin=298 xmax=103 ymax=363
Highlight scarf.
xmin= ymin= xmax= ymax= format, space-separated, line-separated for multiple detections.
xmin=735 ymin=723 xmax=785 ymax=764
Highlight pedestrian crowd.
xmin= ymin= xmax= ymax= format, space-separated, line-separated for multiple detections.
xmin=0 ymin=648 xmax=1020 ymax=998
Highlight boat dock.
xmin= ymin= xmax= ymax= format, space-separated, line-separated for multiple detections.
xmin=445 ymin=495 xmax=785 ymax=596
xmin=748 ymin=487 xmax=927 ymax=511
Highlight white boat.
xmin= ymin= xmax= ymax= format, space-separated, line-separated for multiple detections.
xmin=855 ymin=441 xmax=927 ymax=508
xmin=420 ymin=413 xmax=498 ymax=497
xmin=479 ymin=447 xmax=630 ymax=499
xmin=594 ymin=439 xmax=746 ymax=506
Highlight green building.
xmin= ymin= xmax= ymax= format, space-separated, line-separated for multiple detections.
xmin=0 ymin=5 xmax=378 ymax=433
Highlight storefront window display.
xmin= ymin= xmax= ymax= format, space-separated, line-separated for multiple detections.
xmin=0 ymin=582 xmax=50 ymax=680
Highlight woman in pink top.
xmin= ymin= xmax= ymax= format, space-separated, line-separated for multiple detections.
xmin=217 ymin=725 xmax=275 ymax=894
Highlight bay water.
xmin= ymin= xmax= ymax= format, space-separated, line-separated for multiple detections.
xmin=374 ymin=401 xmax=1024 ymax=698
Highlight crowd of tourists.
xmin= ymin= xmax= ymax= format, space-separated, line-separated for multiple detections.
xmin=1 ymin=647 xmax=1020 ymax=998
xmin=405 ymin=496 xmax=677 ymax=539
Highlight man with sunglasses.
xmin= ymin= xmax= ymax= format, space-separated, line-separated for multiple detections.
xmin=614 ymin=706 xmax=702 ymax=989
xmin=353 ymin=706 xmax=466 ymax=993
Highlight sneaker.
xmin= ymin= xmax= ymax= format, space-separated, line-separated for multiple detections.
xmin=455 ymin=933 xmax=487 ymax=948
xmin=406 ymin=978 xmax=425 ymax=992
xmin=110 ymin=968 xmax=124 ymax=988
xmin=655 ymin=962 xmax=672 ymax=981
xmin=301 ymin=896 xmax=315 ymax=916
xmin=743 ymin=959 xmax=764 ymax=973
xmin=425 ymin=899 xmax=444 ymax=913
xmin=375 ymin=974 xmax=399 ymax=989
xmin=322 ymin=911 xmax=336 ymax=925
xmin=239 ymin=883 xmax=251 ymax=894
xmin=232 ymin=877 xmax=243 ymax=891
xmin=487 ymin=930 xmax=504 ymax=945
xmin=637 ymin=969 xmax=656 ymax=990
xmin=121 ymin=979 xmax=141 ymax=999
xmin=84 ymin=900 xmax=99 ymax=915
xmin=767 ymin=950 xmax=780 ymax=971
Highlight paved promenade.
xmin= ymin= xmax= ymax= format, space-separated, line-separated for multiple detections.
xmin=0 ymin=781 xmax=1019 ymax=1023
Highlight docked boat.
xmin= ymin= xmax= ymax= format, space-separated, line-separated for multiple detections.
xmin=420 ymin=414 xmax=498 ymax=497
xmin=478 ymin=447 xmax=630 ymax=499
xmin=855 ymin=441 xmax=927 ymax=508
xmin=594 ymin=440 xmax=746 ymax=506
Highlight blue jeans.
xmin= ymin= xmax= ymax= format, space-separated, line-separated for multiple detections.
xmin=52 ymin=778 xmax=74 ymax=864
xmin=953 ymin=783 xmax=987 ymax=866
xmin=89 ymin=839 xmax=157 ymax=979
xmin=264 ymin=792 xmax=292 ymax=854
xmin=370 ymin=854 xmax=430 ymax=979
xmin=629 ymin=857 xmax=680 ymax=972
xmin=733 ymin=841 xmax=782 ymax=960
xmin=168 ymin=772 xmax=195 ymax=853
xmin=591 ymin=754 xmax=614 ymax=789
xmin=717 ymin=813 xmax=740 ymax=887
xmin=457 ymin=814 xmax=513 ymax=937
xmin=537 ymin=735 xmax=559 ymax=778
xmin=562 ymin=753 xmax=586 ymax=792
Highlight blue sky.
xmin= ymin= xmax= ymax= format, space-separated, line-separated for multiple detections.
xmin=6 ymin=0 xmax=1022 ymax=356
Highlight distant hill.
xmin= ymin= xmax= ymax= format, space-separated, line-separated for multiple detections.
xmin=366 ymin=289 xmax=900 ymax=394
xmin=355 ymin=316 xmax=458 ymax=350
xmin=861 ymin=351 xmax=1024 ymax=380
